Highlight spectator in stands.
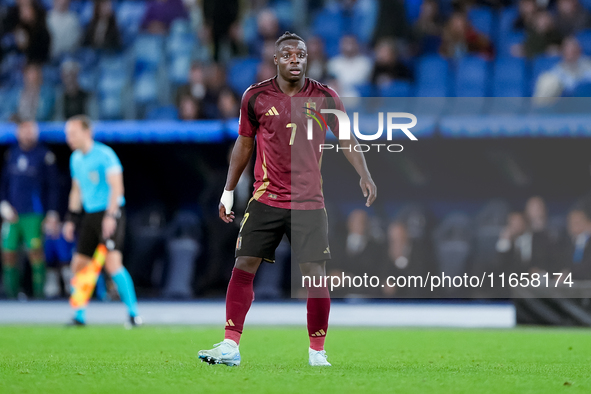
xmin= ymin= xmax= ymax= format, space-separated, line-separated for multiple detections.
xmin=15 ymin=63 xmax=54 ymax=122
xmin=141 ymin=0 xmax=188 ymax=35
xmin=497 ymin=203 xmax=556 ymax=275
xmin=176 ymin=61 xmax=206 ymax=104
xmin=329 ymin=210 xmax=382 ymax=296
xmin=256 ymin=62 xmax=276 ymax=83
xmin=524 ymin=196 xmax=558 ymax=272
xmin=373 ymin=0 xmax=409 ymax=43
xmin=381 ymin=221 xmax=435 ymax=298
xmin=203 ymin=0 xmax=241 ymax=61
xmin=217 ymin=88 xmax=239 ymax=119
xmin=559 ymin=209 xmax=591 ymax=280
xmin=178 ymin=94 xmax=202 ymax=120
xmin=534 ymin=37 xmax=591 ymax=97
xmin=440 ymin=12 xmax=493 ymax=60
xmin=306 ymin=36 xmax=328 ymax=82
xmin=201 ymin=63 xmax=227 ymax=119
xmin=496 ymin=212 xmax=531 ymax=272
xmin=327 ymin=35 xmax=373 ymax=97
xmin=58 ymin=60 xmax=88 ymax=119
xmin=412 ymin=0 xmax=443 ymax=55
xmin=556 ymin=0 xmax=591 ymax=37
xmin=371 ymin=38 xmax=413 ymax=87
xmin=518 ymin=10 xmax=563 ymax=58
xmin=47 ymin=0 xmax=81 ymax=59
xmin=4 ymin=0 xmax=51 ymax=64
xmin=513 ymin=0 xmax=537 ymax=31
xmin=83 ymin=0 xmax=121 ymax=51
xmin=247 ymin=9 xmax=280 ymax=56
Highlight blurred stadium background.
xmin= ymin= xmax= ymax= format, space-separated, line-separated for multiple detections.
xmin=2 ymin=0 xmax=591 ymax=328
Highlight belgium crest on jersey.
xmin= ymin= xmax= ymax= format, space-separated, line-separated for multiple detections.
xmin=304 ymin=100 xmax=316 ymax=118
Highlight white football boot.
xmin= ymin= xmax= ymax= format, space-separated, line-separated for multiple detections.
xmin=198 ymin=339 xmax=241 ymax=366
xmin=308 ymin=348 xmax=331 ymax=366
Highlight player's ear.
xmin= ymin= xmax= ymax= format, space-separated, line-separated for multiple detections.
xmin=273 ymin=54 xmax=278 ymax=65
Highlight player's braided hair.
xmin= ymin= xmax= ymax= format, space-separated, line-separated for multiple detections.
xmin=275 ymin=31 xmax=305 ymax=48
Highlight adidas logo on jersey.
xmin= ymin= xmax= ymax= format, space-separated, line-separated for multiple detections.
xmin=265 ymin=106 xmax=279 ymax=116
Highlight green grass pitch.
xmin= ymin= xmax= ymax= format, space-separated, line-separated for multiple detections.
xmin=1 ymin=326 xmax=591 ymax=393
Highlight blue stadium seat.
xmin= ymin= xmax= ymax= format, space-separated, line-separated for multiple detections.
xmin=117 ymin=2 xmax=148 ymax=47
xmin=99 ymin=54 xmax=127 ymax=75
xmin=351 ymin=0 xmax=378 ymax=45
xmin=311 ymin=8 xmax=344 ymax=57
xmin=355 ymin=83 xmax=375 ymax=97
xmin=98 ymin=73 xmax=126 ymax=95
xmin=572 ymin=82 xmax=591 ymax=97
xmin=272 ymin=0 xmax=295 ymax=30
xmin=74 ymin=47 xmax=98 ymax=70
xmin=489 ymin=56 xmax=527 ymax=114
xmin=146 ymin=105 xmax=179 ymax=120
xmin=78 ymin=67 xmax=97 ymax=92
xmin=42 ymin=65 xmax=60 ymax=86
xmin=170 ymin=19 xmax=192 ymax=36
xmin=497 ymin=31 xmax=524 ymax=58
xmin=468 ymin=7 xmax=495 ymax=38
xmin=576 ymin=30 xmax=591 ymax=55
xmin=581 ymin=0 xmax=591 ymax=11
xmin=531 ymin=55 xmax=561 ymax=94
xmin=227 ymin=57 xmax=259 ymax=96
xmin=493 ymin=57 xmax=526 ymax=97
xmin=497 ymin=6 xmax=519 ymax=37
xmin=378 ymin=81 xmax=413 ymax=97
xmin=134 ymin=34 xmax=164 ymax=74
xmin=77 ymin=1 xmax=95 ymax=26
xmin=166 ymin=33 xmax=195 ymax=57
xmin=415 ymin=55 xmax=450 ymax=97
xmin=168 ymin=54 xmax=191 ymax=85
xmin=404 ymin=0 xmax=422 ymax=23
xmin=454 ymin=56 xmax=490 ymax=97
xmin=99 ymin=94 xmax=123 ymax=120
xmin=134 ymin=71 xmax=159 ymax=104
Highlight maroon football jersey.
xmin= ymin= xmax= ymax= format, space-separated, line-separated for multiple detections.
xmin=238 ymin=76 xmax=345 ymax=210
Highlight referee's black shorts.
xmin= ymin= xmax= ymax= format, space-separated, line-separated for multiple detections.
xmin=76 ymin=209 xmax=125 ymax=258
xmin=235 ymin=199 xmax=331 ymax=264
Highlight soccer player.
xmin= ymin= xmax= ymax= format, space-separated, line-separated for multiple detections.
xmin=1 ymin=120 xmax=59 ymax=299
xmin=62 ymin=115 xmax=141 ymax=327
xmin=199 ymin=32 xmax=377 ymax=367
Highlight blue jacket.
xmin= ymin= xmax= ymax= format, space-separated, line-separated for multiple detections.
xmin=0 ymin=144 xmax=60 ymax=215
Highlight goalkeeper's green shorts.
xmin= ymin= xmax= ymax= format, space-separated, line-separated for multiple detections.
xmin=1 ymin=213 xmax=44 ymax=251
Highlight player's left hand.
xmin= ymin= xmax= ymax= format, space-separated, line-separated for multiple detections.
xmin=102 ymin=216 xmax=117 ymax=240
xmin=219 ymin=202 xmax=236 ymax=223
xmin=360 ymin=176 xmax=377 ymax=207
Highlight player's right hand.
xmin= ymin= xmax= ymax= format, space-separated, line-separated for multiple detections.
xmin=219 ymin=202 xmax=235 ymax=223
xmin=63 ymin=221 xmax=76 ymax=242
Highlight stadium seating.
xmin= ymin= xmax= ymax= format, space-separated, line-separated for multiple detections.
xmin=146 ymin=105 xmax=179 ymax=120
xmin=116 ymin=1 xmax=147 ymax=48
xmin=415 ymin=55 xmax=450 ymax=97
xmin=493 ymin=57 xmax=527 ymax=97
xmin=576 ymin=29 xmax=591 ymax=55
xmin=469 ymin=7 xmax=495 ymax=38
xmin=378 ymin=81 xmax=413 ymax=97
xmin=227 ymin=57 xmax=259 ymax=96
xmin=433 ymin=212 xmax=472 ymax=279
xmin=134 ymin=34 xmax=164 ymax=74
xmin=311 ymin=8 xmax=345 ymax=58
xmin=454 ymin=56 xmax=490 ymax=97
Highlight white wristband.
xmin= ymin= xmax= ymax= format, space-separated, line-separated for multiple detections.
xmin=220 ymin=189 xmax=234 ymax=214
